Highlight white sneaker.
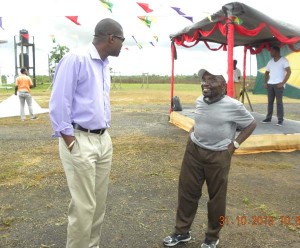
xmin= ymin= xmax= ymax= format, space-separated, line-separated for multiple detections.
xmin=201 ymin=239 xmax=219 ymax=248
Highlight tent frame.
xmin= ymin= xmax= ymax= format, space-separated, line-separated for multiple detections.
xmin=169 ymin=1 xmax=300 ymax=112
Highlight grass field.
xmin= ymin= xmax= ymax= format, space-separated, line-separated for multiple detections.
xmin=2 ymin=82 xmax=300 ymax=107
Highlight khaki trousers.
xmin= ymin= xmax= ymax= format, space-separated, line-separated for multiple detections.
xmin=175 ymin=138 xmax=231 ymax=241
xmin=234 ymin=82 xmax=241 ymax=100
xmin=59 ymin=130 xmax=113 ymax=248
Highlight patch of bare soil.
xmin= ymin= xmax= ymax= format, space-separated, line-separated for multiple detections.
xmin=0 ymin=103 xmax=299 ymax=248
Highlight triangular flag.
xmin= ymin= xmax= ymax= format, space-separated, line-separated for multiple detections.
xmin=137 ymin=2 xmax=153 ymax=13
xmin=171 ymin=7 xmax=186 ymax=16
xmin=138 ymin=16 xmax=152 ymax=28
xmin=183 ymin=16 xmax=193 ymax=23
xmin=149 ymin=41 xmax=155 ymax=47
xmin=99 ymin=0 xmax=113 ymax=13
xmin=66 ymin=16 xmax=81 ymax=25
xmin=21 ymin=33 xmax=29 ymax=40
xmin=232 ymin=16 xmax=243 ymax=25
xmin=153 ymin=36 xmax=158 ymax=42
xmin=0 ymin=17 xmax=4 ymax=30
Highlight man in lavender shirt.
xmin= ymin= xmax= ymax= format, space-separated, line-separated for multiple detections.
xmin=49 ymin=18 xmax=124 ymax=248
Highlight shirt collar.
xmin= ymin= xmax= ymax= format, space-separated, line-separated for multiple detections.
xmin=88 ymin=43 xmax=109 ymax=65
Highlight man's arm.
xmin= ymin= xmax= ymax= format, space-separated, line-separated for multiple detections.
xmin=235 ymin=120 xmax=257 ymax=145
xmin=277 ymin=67 xmax=291 ymax=88
xmin=264 ymin=71 xmax=270 ymax=89
xmin=228 ymin=120 xmax=257 ymax=154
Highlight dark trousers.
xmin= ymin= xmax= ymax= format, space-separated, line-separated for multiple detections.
xmin=266 ymin=84 xmax=284 ymax=122
xmin=175 ymin=138 xmax=231 ymax=241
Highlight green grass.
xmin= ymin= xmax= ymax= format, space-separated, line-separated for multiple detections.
xmin=2 ymin=82 xmax=300 ymax=107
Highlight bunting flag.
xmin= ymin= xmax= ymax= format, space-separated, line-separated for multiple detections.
xmin=138 ymin=16 xmax=152 ymax=28
xmin=132 ymin=35 xmax=143 ymax=49
xmin=171 ymin=6 xmax=194 ymax=23
xmin=137 ymin=2 xmax=153 ymax=13
xmin=153 ymin=36 xmax=158 ymax=42
xmin=99 ymin=0 xmax=113 ymax=13
xmin=66 ymin=16 xmax=81 ymax=25
xmin=20 ymin=33 xmax=29 ymax=41
xmin=171 ymin=7 xmax=186 ymax=16
xmin=232 ymin=16 xmax=243 ymax=25
xmin=0 ymin=17 xmax=4 ymax=30
xmin=183 ymin=16 xmax=193 ymax=23
xmin=149 ymin=41 xmax=155 ymax=47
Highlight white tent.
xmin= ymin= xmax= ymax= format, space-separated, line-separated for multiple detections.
xmin=0 ymin=94 xmax=48 ymax=118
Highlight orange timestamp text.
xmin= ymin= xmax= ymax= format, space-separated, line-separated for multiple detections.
xmin=219 ymin=215 xmax=300 ymax=227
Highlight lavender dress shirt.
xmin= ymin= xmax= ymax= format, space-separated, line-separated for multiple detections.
xmin=49 ymin=43 xmax=111 ymax=137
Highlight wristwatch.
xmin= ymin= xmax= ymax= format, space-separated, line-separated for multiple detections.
xmin=233 ymin=140 xmax=240 ymax=149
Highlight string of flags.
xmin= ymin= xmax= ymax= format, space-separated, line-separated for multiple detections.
xmin=59 ymin=2 xmax=196 ymax=49
xmin=46 ymin=2 xmax=197 ymax=50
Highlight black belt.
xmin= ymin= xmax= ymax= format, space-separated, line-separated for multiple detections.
xmin=72 ymin=123 xmax=106 ymax=135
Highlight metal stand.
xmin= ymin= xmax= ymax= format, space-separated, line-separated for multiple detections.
xmin=14 ymin=31 xmax=36 ymax=87
xmin=141 ymin=72 xmax=149 ymax=88
xmin=111 ymin=71 xmax=122 ymax=90
xmin=240 ymin=79 xmax=254 ymax=112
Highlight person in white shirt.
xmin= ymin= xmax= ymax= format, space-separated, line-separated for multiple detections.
xmin=261 ymin=45 xmax=291 ymax=126
xmin=233 ymin=59 xmax=242 ymax=100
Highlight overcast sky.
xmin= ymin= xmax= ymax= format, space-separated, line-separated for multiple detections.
xmin=0 ymin=0 xmax=299 ymax=78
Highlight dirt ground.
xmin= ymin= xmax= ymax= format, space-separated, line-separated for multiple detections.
xmin=0 ymin=102 xmax=299 ymax=248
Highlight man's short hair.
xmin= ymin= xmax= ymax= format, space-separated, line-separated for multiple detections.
xmin=20 ymin=68 xmax=27 ymax=74
xmin=271 ymin=45 xmax=280 ymax=52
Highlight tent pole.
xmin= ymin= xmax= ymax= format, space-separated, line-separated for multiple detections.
xmin=170 ymin=42 xmax=176 ymax=113
xmin=226 ymin=18 xmax=234 ymax=97
xmin=241 ymin=46 xmax=254 ymax=111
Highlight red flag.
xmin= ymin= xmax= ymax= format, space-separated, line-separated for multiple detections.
xmin=137 ymin=2 xmax=153 ymax=13
xmin=21 ymin=33 xmax=29 ymax=40
xmin=66 ymin=16 xmax=81 ymax=25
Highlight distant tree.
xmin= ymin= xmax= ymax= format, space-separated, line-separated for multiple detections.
xmin=49 ymin=44 xmax=70 ymax=76
xmin=1 ymin=75 xmax=7 ymax=84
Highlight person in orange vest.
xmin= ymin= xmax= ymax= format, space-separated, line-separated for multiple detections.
xmin=15 ymin=68 xmax=38 ymax=121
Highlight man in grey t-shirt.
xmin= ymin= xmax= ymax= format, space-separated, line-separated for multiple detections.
xmin=163 ymin=69 xmax=257 ymax=248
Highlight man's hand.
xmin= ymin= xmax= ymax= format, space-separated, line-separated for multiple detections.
xmin=61 ymin=133 xmax=75 ymax=151
xmin=276 ymin=82 xmax=285 ymax=88
xmin=263 ymin=82 xmax=268 ymax=89
xmin=227 ymin=142 xmax=236 ymax=156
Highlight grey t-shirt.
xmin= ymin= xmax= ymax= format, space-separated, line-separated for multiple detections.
xmin=190 ymin=95 xmax=254 ymax=151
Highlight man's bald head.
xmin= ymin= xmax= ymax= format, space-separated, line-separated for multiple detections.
xmin=94 ymin=18 xmax=123 ymax=40
xmin=92 ymin=18 xmax=124 ymax=60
